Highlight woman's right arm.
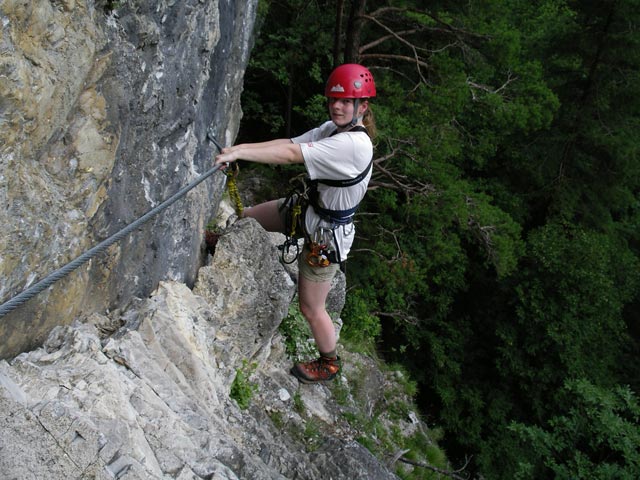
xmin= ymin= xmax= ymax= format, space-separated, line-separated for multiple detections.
xmin=215 ymin=139 xmax=303 ymax=166
xmin=224 ymin=138 xmax=293 ymax=152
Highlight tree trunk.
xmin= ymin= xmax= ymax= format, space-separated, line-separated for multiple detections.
xmin=344 ymin=0 xmax=367 ymax=63
xmin=285 ymin=74 xmax=293 ymax=138
xmin=333 ymin=0 xmax=344 ymax=67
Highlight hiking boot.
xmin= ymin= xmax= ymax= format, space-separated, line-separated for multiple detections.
xmin=290 ymin=356 xmax=341 ymax=384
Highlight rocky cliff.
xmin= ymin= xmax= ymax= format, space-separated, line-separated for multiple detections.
xmin=1 ymin=0 xmax=253 ymax=357
xmin=0 ymin=217 xmax=416 ymax=479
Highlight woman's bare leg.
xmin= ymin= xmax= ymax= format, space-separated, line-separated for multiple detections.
xmin=297 ymin=276 xmax=336 ymax=354
xmin=243 ymin=200 xmax=285 ymax=233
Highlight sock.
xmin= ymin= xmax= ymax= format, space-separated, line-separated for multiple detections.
xmin=320 ymin=349 xmax=337 ymax=360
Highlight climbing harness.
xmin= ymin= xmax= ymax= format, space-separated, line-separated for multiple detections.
xmin=280 ymin=125 xmax=372 ymax=269
xmin=0 ymin=130 xmax=227 ymax=319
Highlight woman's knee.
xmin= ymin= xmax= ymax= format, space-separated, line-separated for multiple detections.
xmin=298 ymin=277 xmax=331 ymax=321
xmin=299 ymin=296 xmax=331 ymax=326
xmin=299 ymin=302 xmax=318 ymax=323
xmin=244 ymin=200 xmax=284 ymax=232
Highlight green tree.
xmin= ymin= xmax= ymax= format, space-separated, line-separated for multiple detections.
xmin=508 ymin=223 xmax=638 ymax=402
xmin=510 ymin=379 xmax=640 ymax=480
xmin=239 ymin=0 xmax=335 ymax=141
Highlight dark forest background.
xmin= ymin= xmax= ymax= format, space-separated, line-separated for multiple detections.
xmin=236 ymin=1 xmax=640 ymax=478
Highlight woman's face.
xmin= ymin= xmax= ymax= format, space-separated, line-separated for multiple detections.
xmin=328 ymin=97 xmax=368 ymax=126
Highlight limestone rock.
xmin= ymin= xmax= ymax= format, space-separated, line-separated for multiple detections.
xmin=0 ymin=0 xmax=258 ymax=359
xmin=194 ymin=218 xmax=296 ymax=362
xmin=0 ymin=222 xmax=400 ymax=480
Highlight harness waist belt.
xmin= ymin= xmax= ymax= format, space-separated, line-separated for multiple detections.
xmin=312 ymin=203 xmax=358 ymax=225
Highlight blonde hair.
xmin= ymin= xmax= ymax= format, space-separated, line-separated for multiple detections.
xmin=363 ymin=105 xmax=377 ymax=139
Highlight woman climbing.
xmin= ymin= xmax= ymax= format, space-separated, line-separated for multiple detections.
xmin=215 ymin=64 xmax=376 ymax=383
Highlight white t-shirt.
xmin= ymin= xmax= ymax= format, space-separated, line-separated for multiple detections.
xmin=291 ymin=120 xmax=373 ymax=262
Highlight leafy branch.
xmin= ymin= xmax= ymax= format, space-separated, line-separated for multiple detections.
xmin=390 ymin=449 xmax=475 ymax=480
xmin=369 ymin=140 xmax=437 ymax=199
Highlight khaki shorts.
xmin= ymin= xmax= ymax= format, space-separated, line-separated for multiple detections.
xmin=298 ymin=244 xmax=340 ymax=283
xmin=277 ymin=198 xmax=339 ymax=283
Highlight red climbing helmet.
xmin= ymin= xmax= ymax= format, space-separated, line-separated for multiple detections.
xmin=325 ymin=64 xmax=376 ymax=99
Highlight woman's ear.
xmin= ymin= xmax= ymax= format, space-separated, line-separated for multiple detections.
xmin=358 ymin=100 xmax=369 ymax=115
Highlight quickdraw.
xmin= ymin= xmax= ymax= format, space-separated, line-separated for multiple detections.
xmin=279 ymin=177 xmax=307 ymax=264
xmin=289 ymin=203 xmax=302 ymax=238
xmin=225 ymin=162 xmax=244 ymax=218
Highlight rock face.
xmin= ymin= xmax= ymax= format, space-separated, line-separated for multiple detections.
xmin=0 ymin=0 xmax=256 ymax=357
xmin=0 ymin=218 xmax=401 ymax=479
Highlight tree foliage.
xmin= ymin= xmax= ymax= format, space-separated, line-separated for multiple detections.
xmin=510 ymin=379 xmax=640 ymax=479
xmin=239 ymin=0 xmax=640 ymax=478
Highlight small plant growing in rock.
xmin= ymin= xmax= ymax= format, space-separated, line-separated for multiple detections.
xmin=330 ymin=375 xmax=351 ymax=406
xmin=268 ymin=410 xmax=285 ymax=429
xmin=279 ymin=302 xmax=317 ymax=361
xmin=230 ymin=360 xmax=258 ymax=410
xmin=102 ymin=0 xmax=126 ymax=13
xmin=293 ymin=391 xmax=305 ymax=415
xmin=303 ymin=419 xmax=322 ymax=452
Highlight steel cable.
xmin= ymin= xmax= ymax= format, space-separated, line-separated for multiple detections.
xmin=0 ymin=163 xmax=225 ymax=318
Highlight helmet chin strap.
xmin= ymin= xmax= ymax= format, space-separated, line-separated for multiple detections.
xmin=350 ymin=99 xmax=361 ymax=127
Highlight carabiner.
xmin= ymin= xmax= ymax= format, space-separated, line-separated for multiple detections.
xmin=306 ymin=242 xmax=331 ymax=267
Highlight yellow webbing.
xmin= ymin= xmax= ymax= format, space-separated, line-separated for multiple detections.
xmin=225 ymin=164 xmax=244 ymax=217
xmin=290 ymin=204 xmax=301 ymax=237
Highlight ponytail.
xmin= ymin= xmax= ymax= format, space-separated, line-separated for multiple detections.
xmin=363 ymin=107 xmax=377 ymax=140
